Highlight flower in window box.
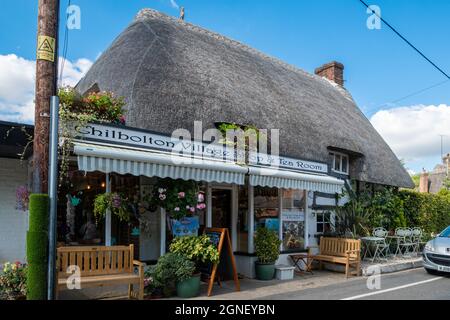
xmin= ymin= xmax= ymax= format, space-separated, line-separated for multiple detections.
xmin=178 ymin=192 xmax=186 ymax=199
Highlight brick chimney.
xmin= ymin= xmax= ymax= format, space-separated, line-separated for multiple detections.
xmin=315 ymin=61 xmax=345 ymax=87
xmin=419 ymin=171 xmax=429 ymax=193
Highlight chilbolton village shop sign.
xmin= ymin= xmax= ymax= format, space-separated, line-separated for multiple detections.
xmin=75 ymin=123 xmax=329 ymax=175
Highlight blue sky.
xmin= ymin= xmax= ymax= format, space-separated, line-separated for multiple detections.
xmin=1 ymin=0 xmax=449 ymax=173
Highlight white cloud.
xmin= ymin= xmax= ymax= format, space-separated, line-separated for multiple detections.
xmin=58 ymin=57 xmax=93 ymax=87
xmin=370 ymin=104 xmax=450 ymax=171
xmin=0 ymin=54 xmax=92 ymax=124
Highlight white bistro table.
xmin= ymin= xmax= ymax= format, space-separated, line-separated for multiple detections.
xmin=361 ymin=236 xmax=385 ymax=261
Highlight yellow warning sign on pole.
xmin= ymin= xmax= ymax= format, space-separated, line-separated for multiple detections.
xmin=37 ymin=35 xmax=56 ymax=62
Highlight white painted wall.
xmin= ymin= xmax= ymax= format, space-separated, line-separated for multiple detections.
xmin=0 ymin=158 xmax=29 ymax=263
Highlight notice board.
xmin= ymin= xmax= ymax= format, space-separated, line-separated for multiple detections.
xmin=203 ymin=228 xmax=240 ymax=296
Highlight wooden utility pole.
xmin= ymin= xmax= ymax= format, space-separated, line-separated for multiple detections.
xmin=33 ymin=0 xmax=60 ymax=193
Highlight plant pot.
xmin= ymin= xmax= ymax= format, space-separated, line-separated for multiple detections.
xmin=255 ymin=262 xmax=275 ymax=280
xmin=176 ymin=274 xmax=201 ymax=298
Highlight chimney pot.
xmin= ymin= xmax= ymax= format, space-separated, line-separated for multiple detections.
xmin=315 ymin=61 xmax=345 ymax=87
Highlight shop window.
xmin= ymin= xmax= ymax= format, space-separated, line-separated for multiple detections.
xmin=237 ymin=186 xmax=249 ymax=253
xmin=316 ymin=211 xmax=334 ymax=234
xmin=330 ymin=152 xmax=349 ymax=175
xmin=254 ymin=187 xmax=279 ymax=235
xmin=281 ymin=190 xmax=306 ymax=252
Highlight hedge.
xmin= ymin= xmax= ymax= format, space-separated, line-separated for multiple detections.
xmin=398 ymin=189 xmax=450 ymax=236
xmin=344 ymin=189 xmax=450 ymax=238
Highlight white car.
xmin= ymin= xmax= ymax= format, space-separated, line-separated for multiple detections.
xmin=423 ymin=226 xmax=450 ymax=274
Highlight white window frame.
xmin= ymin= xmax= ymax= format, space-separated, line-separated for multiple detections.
xmin=315 ymin=210 xmax=335 ymax=234
xmin=330 ymin=151 xmax=349 ymax=175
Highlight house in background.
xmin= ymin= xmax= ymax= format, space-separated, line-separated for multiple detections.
xmin=419 ymin=153 xmax=450 ymax=193
xmin=0 ymin=121 xmax=33 ymax=263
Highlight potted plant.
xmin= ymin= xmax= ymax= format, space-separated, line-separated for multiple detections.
xmin=173 ymin=255 xmax=197 ymax=298
xmin=169 ymin=235 xmax=220 ymax=298
xmin=254 ymin=227 xmax=282 ymax=280
xmin=0 ymin=262 xmax=27 ymax=300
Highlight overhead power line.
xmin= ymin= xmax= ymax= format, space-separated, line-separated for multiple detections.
xmin=389 ymin=79 xmax=450 ymax=105
xmin=359 ymin=0 xmax=450 ymax=80
xmin=58 ymin=0 xmax=71 ymax=87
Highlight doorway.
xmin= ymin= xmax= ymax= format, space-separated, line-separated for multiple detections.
xmin=211 ymin=189 xmax=232 ymax=230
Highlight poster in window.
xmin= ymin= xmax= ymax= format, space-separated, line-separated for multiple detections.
xmin=282 ymin=211 xmax=305 ymax=251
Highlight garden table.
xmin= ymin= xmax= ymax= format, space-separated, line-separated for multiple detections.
xmin=361 ymin=237 xmax=385 ymax=261
xmin=289 ymin=254 xmax=314 ymax=275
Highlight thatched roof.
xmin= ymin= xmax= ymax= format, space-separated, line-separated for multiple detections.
xmin=76 ymin=9 xmax=414 ymax=188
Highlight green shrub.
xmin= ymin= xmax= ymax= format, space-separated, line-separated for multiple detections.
xmin=254 ymin=227 xmax=281 ymax=264
xmin=335 ymin=197 xmax=373 ymax=238
xmin=169 ymin=235 xmax=220 ymax=266
xmin=0 ymin=262 xmax=27 ymax=300
xmin=353 ymin=189 xmax=450 ymax=237
xmin=145 ymin=253 xmax=195 ymax=297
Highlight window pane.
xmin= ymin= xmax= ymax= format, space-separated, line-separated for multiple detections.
xmin=254 ymin=187 xmax=279 ymax=235
xmin=317 ymin=212 xmax=324 ymax=223
xmin=317 ymin=223 xmax=324 ymax=233
xmin=281 ymin=190 xmax=305 ymax=251
xmin=341 ymin=156 xmax=348 ymax=173
xmin=334 ymin=154 xmax=341 ymax=171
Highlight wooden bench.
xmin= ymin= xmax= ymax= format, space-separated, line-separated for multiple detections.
xmin=56 ymin=245 xmax=144 ymax=300
xmin=311 ymin=237 xmax=361 ymax=278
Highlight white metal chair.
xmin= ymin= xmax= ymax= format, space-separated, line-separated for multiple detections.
xmin=394 ymin=228 xmax=415 ymax=257
xmin=371 ymin=227 xmax=390 ymax=262
xmin=411 ymin=227 xmax=425 ymax=255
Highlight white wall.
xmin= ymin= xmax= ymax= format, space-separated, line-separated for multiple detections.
xmin=0 ymin=158 xmax=29 ymax=263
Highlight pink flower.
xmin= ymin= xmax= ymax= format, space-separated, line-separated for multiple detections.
xmin=178 ymin=192 xmax=185 ymax=199
xmin=190 ymin=207 xmax=196 ymax=213
xmin=119 ymin=115 xmax=126 ymax=124
xmin=196 ymin=203 xmax=206 ymax=210
xmin=197 ymin=192 xmax=205 ymax=203
xmin=174 ymin=207 xmax=180 ymax=212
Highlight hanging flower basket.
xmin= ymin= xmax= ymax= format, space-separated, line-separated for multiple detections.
xmin=149 ymin=179 xmax=206 ymax=236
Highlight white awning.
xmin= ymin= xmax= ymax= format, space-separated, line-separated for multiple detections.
xmin=73 ymin=142 xmax=345 ymax=193
xmin=74 ymin=142 xmax=247 ymax=185
xmin=248 ymin=166 xmax=344 ymax=194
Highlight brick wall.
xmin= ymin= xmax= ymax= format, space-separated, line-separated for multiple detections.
xmin=0 ymin=158 xmax=29 ymax=263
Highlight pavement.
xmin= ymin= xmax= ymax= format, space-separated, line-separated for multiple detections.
xmin=192 ymin=268 xmax=450 ymax=300
xmin=58 ymin=256 xmax=449 ymax=300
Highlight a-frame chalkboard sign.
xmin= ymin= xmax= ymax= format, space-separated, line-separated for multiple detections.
xmin=203 ymin=228 xmax=240 ymax=297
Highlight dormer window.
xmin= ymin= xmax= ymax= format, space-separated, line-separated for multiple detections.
xmin=330 ymin=151 xmax=349 ymax=175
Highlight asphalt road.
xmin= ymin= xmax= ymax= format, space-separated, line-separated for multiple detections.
xmin=260 ymin=268 xmax=450 ymax=300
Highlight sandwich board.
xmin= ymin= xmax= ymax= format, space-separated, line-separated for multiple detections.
xmin=203 ymin=228 xmax=240 ymax=297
